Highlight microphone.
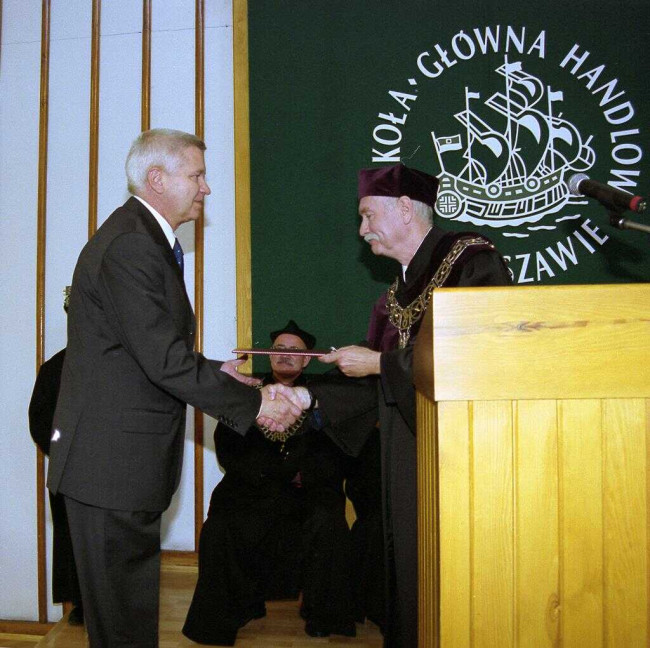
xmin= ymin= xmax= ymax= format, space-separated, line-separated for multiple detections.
xmin=567 ymin=173 xmax=646 ymax=214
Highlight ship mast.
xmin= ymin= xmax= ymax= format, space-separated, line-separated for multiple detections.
xmin=464 ymin=87 xmax=473 ymax=183
xmin=547 ymin=86 xmax=555 ymax=173
xmin=503 ymin=55 xmax=515 ymax=187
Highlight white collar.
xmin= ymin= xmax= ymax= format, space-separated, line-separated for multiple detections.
xmin=134 ymin=195 xmax=176 ymax=249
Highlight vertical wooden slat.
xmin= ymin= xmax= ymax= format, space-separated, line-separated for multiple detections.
xmin=36 ymin=0 xmax=52 ymax=625
xmin=417 ymin=392 xmax=440 ymax=648
xmin=141 ymin=0 xmax=151 ymax=132
xmin=193 ymin=0 xmax=205 ymax=551
xmin=88 ymin=0 xmax=100 ymax=238
xmin=438 ymin=400 xmax=471 ymax=648
xmin=514 ymin=400 xmax=560 ymax=647
xmin=233 ymin=0 xmax=253 ymax=357
xmin=602 ymin=399 xmax=647 ymax=647
xmin=559 ymin=399 xmax=604 ymax=646
xmin=471 ymin=400 xmax=514 ymax=647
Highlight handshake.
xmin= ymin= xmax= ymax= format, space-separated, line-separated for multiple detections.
xmin=220 ymin=358 xmax=313 ymax=432
xmin=255 ymin=383 xmax=313 ymax=432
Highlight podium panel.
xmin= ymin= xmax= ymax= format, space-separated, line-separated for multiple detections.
xmin=414 ymin=284 xmax=650 ymax=648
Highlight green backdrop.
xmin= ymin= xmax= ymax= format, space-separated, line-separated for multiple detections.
xmin=248 ymin=0 xmax=649 ymax=371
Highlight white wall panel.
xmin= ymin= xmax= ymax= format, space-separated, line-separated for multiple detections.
xmin=203 ymin=0 xmax=236 ymax=512
xmin=46 ymin=2 xmax=92 ymax=360
xmin=152 ymin=0 xmax=194 ymax=32
xmin=0 ymin=0 xmax=43 ymax=621
xmin=96 ymin=31 xmax=141 ymax=227
xmin=151 ymin=2 xmax=199 ymax=550
xmin=101 ymin=0 xmax=142 ymax=36
xmin=0 ymin=0 xmax=239 ymax=619
xmin=206 ymin=0 xmax=232 ymax=26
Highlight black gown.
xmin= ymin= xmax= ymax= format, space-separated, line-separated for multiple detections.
xmin=345 ymin=426 xmax=386 ymax=631
xmin=309 ymin=227 xmax=512 ymax=647
xmin=28 ymin=348 xmax=83 ymax=608
xmin=182 ymin=375 xmax=355 ymax=646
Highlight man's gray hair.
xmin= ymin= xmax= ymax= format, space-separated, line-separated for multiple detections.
xmin=125 ymin=129 xmax=206 ymax=195
xmin=386 ymin=195 xmax=434 ymax=225
xmin=412 ymin=199 xmax=434 ymax=225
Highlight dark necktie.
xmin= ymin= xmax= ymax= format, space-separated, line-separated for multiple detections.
xmin=173 ymin=238 xmax=184 ymax=275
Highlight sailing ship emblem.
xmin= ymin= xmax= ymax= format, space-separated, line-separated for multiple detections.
xmin=432 ymin=57 xmax=596 ymax=228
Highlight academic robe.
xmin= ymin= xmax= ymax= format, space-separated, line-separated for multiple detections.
xmin=309 ymin=227 xmax=512 ymax=647
xmin=182 ymin=375 xmax=355 ymax=646
xmin=28 ymin=348 xmax=82 ymax=607
xmin=344 ymin=427 xmax=385 ymax=630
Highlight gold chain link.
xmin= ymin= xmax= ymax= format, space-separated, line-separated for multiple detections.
xmin=386 ymin=236 xmax=493 ymax=348
xmin=257 ymin=412 xmax=307 ymax=443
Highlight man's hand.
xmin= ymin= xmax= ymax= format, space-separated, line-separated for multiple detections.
xmin=291 ymin=386 xmax=313 ymax=410
xmin=256 ymin=384 xmax=305 ymax=432
xmin=318 ymin=345 xmax=381 ymax=377
xmin=220 ymin=358 xmax=261 ymax=387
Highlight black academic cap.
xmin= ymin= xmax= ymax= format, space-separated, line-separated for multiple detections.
xmin=269 ymin=319 xmax=316 ymax=349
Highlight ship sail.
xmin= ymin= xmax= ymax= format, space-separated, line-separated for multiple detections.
xmin=431 ymin=57 xmax=595 ymax=227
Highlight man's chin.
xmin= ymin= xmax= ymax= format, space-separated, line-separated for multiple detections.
xmin=273 ymin=369 xmax=301 ymax=382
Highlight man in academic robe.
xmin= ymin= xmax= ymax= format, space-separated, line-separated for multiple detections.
xmin=311 ymin=163 xmax=512 ymax=647
xmin=183 ymin=320 xmax=355 ymax=646
xmin=46 ymin=129 xmax=307 ymax=648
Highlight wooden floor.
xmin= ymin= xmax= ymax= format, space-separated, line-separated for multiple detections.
xmin=6 ymin=563 xmax=382 ymax=648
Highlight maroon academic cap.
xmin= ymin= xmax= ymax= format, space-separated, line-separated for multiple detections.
xmin=270 ymin=319 xmax=316 ymax=349
xmin=358 ymin=163 xmax=439 ymax=208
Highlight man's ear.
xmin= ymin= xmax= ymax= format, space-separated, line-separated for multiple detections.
xmin=302 ymin=356 xmax=312 ymax=369
xmin=397 ymin=195 xmax=413 ymax=224
xmin=147 ymin=167 xmax=164 ymax=195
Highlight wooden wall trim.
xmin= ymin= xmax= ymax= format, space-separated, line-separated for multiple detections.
xmin=0 ymin=621 xmax=55 ymax=636
xmin=88 ymin=0 xmax=100 ymax=238
xmin=193 ymin=0 xmax=205 ymax=551
xmin=233 ymin=0 xmax=252 ymax=356
xmin=161 ymin=550 xmax=198 ymax=567
xmin=141 ymin=0 xmax=151 ymax=132
xmin=36 ymin=0 xmax=51 ymax=625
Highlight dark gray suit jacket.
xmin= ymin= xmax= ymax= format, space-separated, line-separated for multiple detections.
xmin=47 ymin=197 xmax=260 ymax=512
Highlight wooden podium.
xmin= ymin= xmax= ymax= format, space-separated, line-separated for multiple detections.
xmin=412 ymin=284 xmax=650 ymax=648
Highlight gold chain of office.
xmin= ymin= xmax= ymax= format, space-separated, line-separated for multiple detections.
xmin=255 ymin=382 xmax=308 ymax=442
xmin=258 ymin=412 xmax=307 ymax=443
xmin=387 ymin=236 xmax=494 ymax=349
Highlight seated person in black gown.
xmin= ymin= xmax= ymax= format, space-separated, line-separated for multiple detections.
xmin=28 ymin=288 xmax=84 ymax=626
xmin=183 ymin=320 xmax=355 ymax=645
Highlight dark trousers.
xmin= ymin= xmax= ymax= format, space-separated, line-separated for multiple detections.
xmin=64 ymin=496 xmax=162 ymax=648
xmin=49 ymin=492 xmax=82 ymax=605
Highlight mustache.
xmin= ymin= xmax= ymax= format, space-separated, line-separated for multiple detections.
xmin=364 ymin=233 xmax=380 ymax=242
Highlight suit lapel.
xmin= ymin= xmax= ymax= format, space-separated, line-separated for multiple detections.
xmin=126 ymin=197 xmax=194 ymax=313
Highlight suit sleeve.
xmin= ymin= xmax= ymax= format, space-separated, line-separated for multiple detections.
xmin=98 ymin=232 xmax=260 ymax=432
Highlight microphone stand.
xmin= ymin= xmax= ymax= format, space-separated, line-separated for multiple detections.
xmin=608 ymin=210 xmax=650 ymax=235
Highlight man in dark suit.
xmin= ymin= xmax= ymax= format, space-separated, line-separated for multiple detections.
xmin=47 ymin=129 xmax=308 ymax=647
